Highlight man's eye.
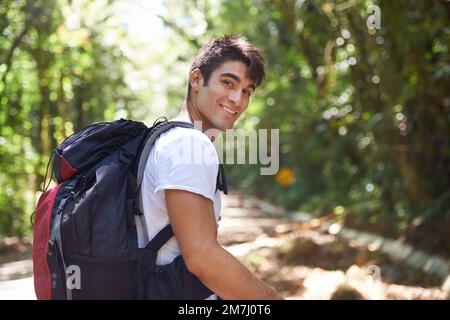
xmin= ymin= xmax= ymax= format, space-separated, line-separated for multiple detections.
xmin=243 ymin=89 xmax=252 ymax=97
xmin=223 ymin=80 xmax=232 ymax=87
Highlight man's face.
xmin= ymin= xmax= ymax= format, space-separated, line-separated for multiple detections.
xmin=190 ymin=60 xmax=255 ymax=131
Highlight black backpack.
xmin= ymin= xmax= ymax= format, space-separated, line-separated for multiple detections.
xmin=32 ymin=118 xmax=228 ymax=300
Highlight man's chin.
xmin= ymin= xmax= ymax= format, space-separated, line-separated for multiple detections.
xmin=220 ymin=122 xmax=235 ymax=131
xmin=212 ymin=120 xmax=234 ymax=132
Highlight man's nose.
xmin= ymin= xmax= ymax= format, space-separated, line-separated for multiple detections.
xmin=229 ymin=90 xmax=242 ymax=108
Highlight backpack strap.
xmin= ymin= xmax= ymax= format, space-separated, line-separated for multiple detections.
xmin=135 ymin=121 xmax=196 ymax=193
xmin=144 ymin=224 xmax=174 ymax=252
xmin=135 ymin=120 xmax=228 ymax=252
xmin=216 ymin=164 xmax=228 ymax=195
xmin=49 ymin=179 xmax=79 ymax=300
xmin=134 ymin=121 xmax=196 ymax=247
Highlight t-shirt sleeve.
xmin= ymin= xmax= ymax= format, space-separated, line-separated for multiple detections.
xmin=153 ymin=131 xmax=219 ymax=202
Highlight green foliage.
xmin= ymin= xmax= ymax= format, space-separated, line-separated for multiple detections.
xmin=162 ymin=0 xmax=449 ymax=225
xmin=0 ymin=0 xmax=449 ymax=238
xmin=0 ymin=0 xmax=135 ymax=238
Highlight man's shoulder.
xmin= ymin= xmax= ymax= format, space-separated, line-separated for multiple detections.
xmin=152 ymin=126 xmax=219 ymax=167
xmin=156 ymin=126 xmax=214 ymax=149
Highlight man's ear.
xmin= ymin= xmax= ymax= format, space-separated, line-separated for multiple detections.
xmin=189 ymin=68 xmax=203 ymax=92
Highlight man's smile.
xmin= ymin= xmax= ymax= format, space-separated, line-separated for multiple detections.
xmin=220 ymin=103 xmax=237 ymax=117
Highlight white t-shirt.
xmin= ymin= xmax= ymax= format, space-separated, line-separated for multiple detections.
xmin=136 ymin=123 xmax=222 ymax=265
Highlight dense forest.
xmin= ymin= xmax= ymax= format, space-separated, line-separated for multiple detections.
xmin=0 ymin=0 xmax=449 ymax=256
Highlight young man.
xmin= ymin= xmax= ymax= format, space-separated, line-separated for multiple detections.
xmin=138 ymin=35 xmax=283 ymax=300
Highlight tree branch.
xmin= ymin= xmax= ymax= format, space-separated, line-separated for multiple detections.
xmin=0 ymin=20 xmax=32 ymax=98
xmin=156 ymin=14 xmax=201 ymax=49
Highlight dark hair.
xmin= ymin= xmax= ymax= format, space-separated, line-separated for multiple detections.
xmin=186 ymin=34 xmax=265 ymax=101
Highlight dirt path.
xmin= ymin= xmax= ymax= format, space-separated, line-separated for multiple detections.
xmin=219 ymin=195 xmax=448 ymax=300
xmin=0 ymin=194 xmax=447 ymax=300
xmin=0 ymin=250 xmax=34 ymax=300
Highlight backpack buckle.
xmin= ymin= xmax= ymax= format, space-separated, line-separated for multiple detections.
xmin=47 ymin=240 xmax=55 ymax=256
xmin=133 ymin=203 xmax=143 ymax=216
xmin=119 ymin=148 xmax=133 ymax=164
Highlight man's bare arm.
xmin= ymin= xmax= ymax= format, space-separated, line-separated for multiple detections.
xmin=165 ymin=189 xmax=283 ymax=300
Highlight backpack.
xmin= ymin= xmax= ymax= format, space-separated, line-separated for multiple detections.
xmin=32 ymin=118 xmax=228 ymax=300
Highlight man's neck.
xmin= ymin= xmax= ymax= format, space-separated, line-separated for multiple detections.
xmin=177 ymin=102 xmax=220 ymax=142
xmin=176 ymin=105 xmax=194 ymax=124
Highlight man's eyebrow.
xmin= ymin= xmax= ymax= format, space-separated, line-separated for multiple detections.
xmin=220 ymin=72 xmax=241 ymax=82
xmin=220 ymin=72 xmax=256 ymax=91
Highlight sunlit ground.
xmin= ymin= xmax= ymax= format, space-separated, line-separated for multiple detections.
xmin=219 ymin=196 xmax=448 ymax=300
xmin=0 ymin=194 xmax=447 ymax=300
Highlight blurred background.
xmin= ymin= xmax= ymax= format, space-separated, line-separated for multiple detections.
xmin=0 ymin=0 xmax=449 ymax=299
